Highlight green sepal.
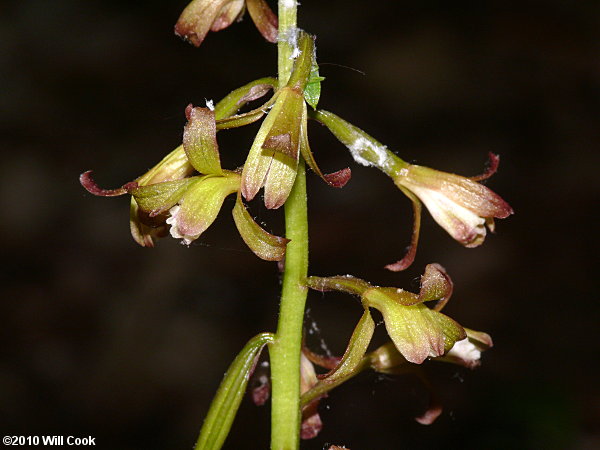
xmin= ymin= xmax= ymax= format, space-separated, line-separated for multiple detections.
xmin=363 ymin=286 xmax=421 ymax=307
xmin=194 ymin=332 xmax=275 ymax=450
xmin=364 ymin=293 xmax=465 ymax=364
xmin=262 ymin=87 xmax=304 ymax=159
xmin=130 ymin=177 xmax=198 ymax=216
xmin=299 ymin=106 xmax=351 ymax=188
xmin=232 ymin=193 xmax=289 ymax=261
xmin=301 ymin=310 xmax=374 ymax=406
xmin=137 ymin=144 xmax=195 ymax=185
xmin=214 ymin=77 xmax=277 ymax=120
xmin=303 ymin=62 xmax=324 ymax=110
xmin=240 ymin=87 xmax=302 ymax=208
xmin=306 ymin=275 xmax=371 ymax=296
xmin=173 ymin=172 xmax=240 ymax=238
xmin=183 ymin=106 xmax=223 ymax=176
xmin=215 ymin=93 xmax=278 ymax=131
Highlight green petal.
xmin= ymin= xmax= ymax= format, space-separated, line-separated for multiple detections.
xmin=183 ymin=106 xmax=223 ymax=175
xmin=301 ymin=310 xmax=374 ymax=407
xmin=214 ymin=77 xmax=277 ymax=120
xmin=232 ymin=194 xmax=289 ymax=261
xmin=175 ymin=173 xmax=240 ymax=238
xmin=305 ymin=275 xmax=371 ymax=296
xmin=131 ymin=178 xmax=197 ymax=216
xmin=364 ymin=292 xmax=465 ymax=364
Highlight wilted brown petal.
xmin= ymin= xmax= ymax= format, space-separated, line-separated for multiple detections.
xmin=300 ymin=400 xmax=322 ymax=440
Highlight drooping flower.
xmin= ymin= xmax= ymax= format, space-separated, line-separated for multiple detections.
xmin=175 ymin=0 xmax=278 ymax=47
xmin=393 ymin=161 xmax=513 ymax=248
xmin=309 ymin=109 xmax=513 ymax=270
xmin=307 ymin=264 xmax=466 ymax=364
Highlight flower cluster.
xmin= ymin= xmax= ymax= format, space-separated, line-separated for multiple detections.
xmin=81 ymin=32 xmax=350 ymax=260
xmin=81 ymin=6 xmax=511 ymax=444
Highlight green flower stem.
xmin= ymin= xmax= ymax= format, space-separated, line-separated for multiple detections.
xmin=271 ymin=3 xmax=308 ymax=448
xmin=270 ymin=160 xmax=308 ymax=450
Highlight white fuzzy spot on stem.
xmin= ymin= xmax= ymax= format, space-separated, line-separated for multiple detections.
xmin=348 ymin=136 xmax=392 ymax=170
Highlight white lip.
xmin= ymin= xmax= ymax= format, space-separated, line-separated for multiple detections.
xmin=408 ymin=186 xmax=486 ymax=246
xmin=166 ymin=205 xmax=198 ymax=246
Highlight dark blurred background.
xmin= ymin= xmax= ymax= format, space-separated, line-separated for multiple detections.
xmin=1 ymin=0 xmax=598 ymax=449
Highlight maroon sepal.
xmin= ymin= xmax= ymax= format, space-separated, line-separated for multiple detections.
xmin=471 ymin=152 xmax=500 ymax=182
xmin=80 ymin=171 xmax=137 ymax=197
xmin=300 ymin=400 xmax=323 ymax=440
xmin=323 ymin=167 xmax=352 ymax=188
xmin=385 ymin=187 xmax=422 ymax=271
